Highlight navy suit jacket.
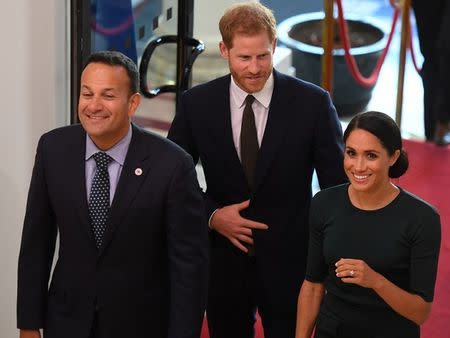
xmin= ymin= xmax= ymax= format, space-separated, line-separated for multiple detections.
xmin=168 ymin=70 xmax=346 ymax=314
xmin=17 ymin=124 xmax=209 ymax=338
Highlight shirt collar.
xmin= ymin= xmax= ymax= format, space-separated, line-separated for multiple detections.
xmin=85 ymin=125 xmax=132 ymax=166
xmin=230 ymin=72 xmax=274 ymax=109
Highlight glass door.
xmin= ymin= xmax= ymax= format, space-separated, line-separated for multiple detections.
xmin=71 ymin=0 xmax=200 ymax=136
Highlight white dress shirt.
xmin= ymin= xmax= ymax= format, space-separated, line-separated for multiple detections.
xmin=85 ymin=126 xmax=132 ymax=205
xmin=230 ymin=73 xmax=274 ymax=161
xmin=208 ymin=74 xmax=275 ymax=227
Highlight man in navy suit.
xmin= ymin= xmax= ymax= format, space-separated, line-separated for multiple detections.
xmin=17 ymin=51 xmax=208 ymax=338
xmin=168 ymin=3 xmax=346 ymax=338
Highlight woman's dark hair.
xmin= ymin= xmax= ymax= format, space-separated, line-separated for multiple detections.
xmin=343 ymin=111 xmax=409 ymax=178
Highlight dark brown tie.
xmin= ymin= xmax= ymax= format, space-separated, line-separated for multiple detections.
xmin=240 ymin=95 xmax=259 ymax=191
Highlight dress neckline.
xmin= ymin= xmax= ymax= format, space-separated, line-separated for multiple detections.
xmin=345 ymin=183 xmax=403 ymax=213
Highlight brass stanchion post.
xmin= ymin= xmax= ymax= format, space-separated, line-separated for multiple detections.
xmin=395 ymin=0 xmax=411 ymax=126
xmin=322 ymin=0 xmax=334 ymax=93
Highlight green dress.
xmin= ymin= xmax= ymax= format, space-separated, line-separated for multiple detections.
xmin=306 ymin=183 xmax=441 ymax=338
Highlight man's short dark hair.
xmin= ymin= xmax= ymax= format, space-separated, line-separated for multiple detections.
xmin=84 ymin=51 xmax=139 ymax=94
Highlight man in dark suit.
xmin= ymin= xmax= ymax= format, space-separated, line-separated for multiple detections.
xmin=167 ymin=3 xmax=346 ymax=338
xmin=411 ymin=0 xmax=450 ymax=145
xmin=17 ymin=51 xmax=208 ymax=338
xmin=390 ymin=0 xmax=450 ymax=144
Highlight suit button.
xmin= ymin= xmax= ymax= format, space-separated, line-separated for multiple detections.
xmin=94 ymin=297 xmax=101 ymax=311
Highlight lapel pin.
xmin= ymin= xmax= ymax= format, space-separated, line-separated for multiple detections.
xmin=135 ymin=168 xmax=143 ymax=176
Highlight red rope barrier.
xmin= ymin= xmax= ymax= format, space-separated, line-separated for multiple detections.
xmin=91 ymin=16 xmax=135 ymax=36
xmin=335 ymin=0 xmax=400 ymax=87
xmin=91 ymin=2 xmax=147 ymax=36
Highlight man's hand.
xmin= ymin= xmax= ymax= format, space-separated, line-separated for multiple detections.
xmin=20 ymin=330 xmax=41 ymax=338
xmin=210 ymin=200 xmax=268 ymax=252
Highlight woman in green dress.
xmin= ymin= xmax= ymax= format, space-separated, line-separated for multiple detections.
xmin=296 ymin=111 xmax=441 ymax=338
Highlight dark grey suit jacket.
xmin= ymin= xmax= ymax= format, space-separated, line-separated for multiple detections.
xmin=17 ymin=124 xmax=209 ymax=338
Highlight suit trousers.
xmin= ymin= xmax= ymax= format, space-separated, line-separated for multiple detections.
xmin=206 ymin=245 xmax=296 ymax=338
xmin=412 ymin=0 xmax=450 ymax=138
xmin=89 ymin=312 xmax=98 ymax=338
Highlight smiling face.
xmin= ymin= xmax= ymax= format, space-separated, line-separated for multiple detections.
xmin=344 ymin=128 xmax=400 ymax=195
xmin=220 ymin=30 xmax=275 ymax=93
xmin=78 ymin=62 xmax=140 ymax=150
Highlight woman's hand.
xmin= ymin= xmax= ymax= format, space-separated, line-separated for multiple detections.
xmin=335 ymin=257 xmax=432 ymax=325
xmin=335 ymin=258 xmax=385 ymax=289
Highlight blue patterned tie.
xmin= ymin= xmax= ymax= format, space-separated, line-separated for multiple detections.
xmin=89 ymin=152 xmax=112 ymax=249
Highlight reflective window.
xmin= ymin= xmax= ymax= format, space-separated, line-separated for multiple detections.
xmin=90 ymin=0 xmax=178 ymax=135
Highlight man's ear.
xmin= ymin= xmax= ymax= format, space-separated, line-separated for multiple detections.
xmin=219 ymin=41 xmax=230 ymax=59
xmin=127 ymin=92 xmax=141 ymax=118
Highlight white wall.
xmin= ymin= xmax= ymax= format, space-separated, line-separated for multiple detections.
xmin=0 ymin=1 xmax=68 ymax=336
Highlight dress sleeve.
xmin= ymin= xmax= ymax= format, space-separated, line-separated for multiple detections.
xmin=305 ymin=193 xmax=328 ymax=282
xmin=409 ymin=208 xmax=441 ymax=302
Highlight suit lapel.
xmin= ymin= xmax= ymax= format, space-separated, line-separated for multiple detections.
xmin=69 ymin=126 xmax=95 ymax=243
xmin=208 ymin=73 xmax=292 ymax=193
xmin=99 ymin=125 xmax=152 ymax=255
xmin=208 ymin=76 xmax=245 ymax=178
xmin=253 ymin=71 xmax=291 ymax=191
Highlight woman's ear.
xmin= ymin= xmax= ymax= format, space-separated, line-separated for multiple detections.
xmin=389 ymin=149 xmax=401 ymax=167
